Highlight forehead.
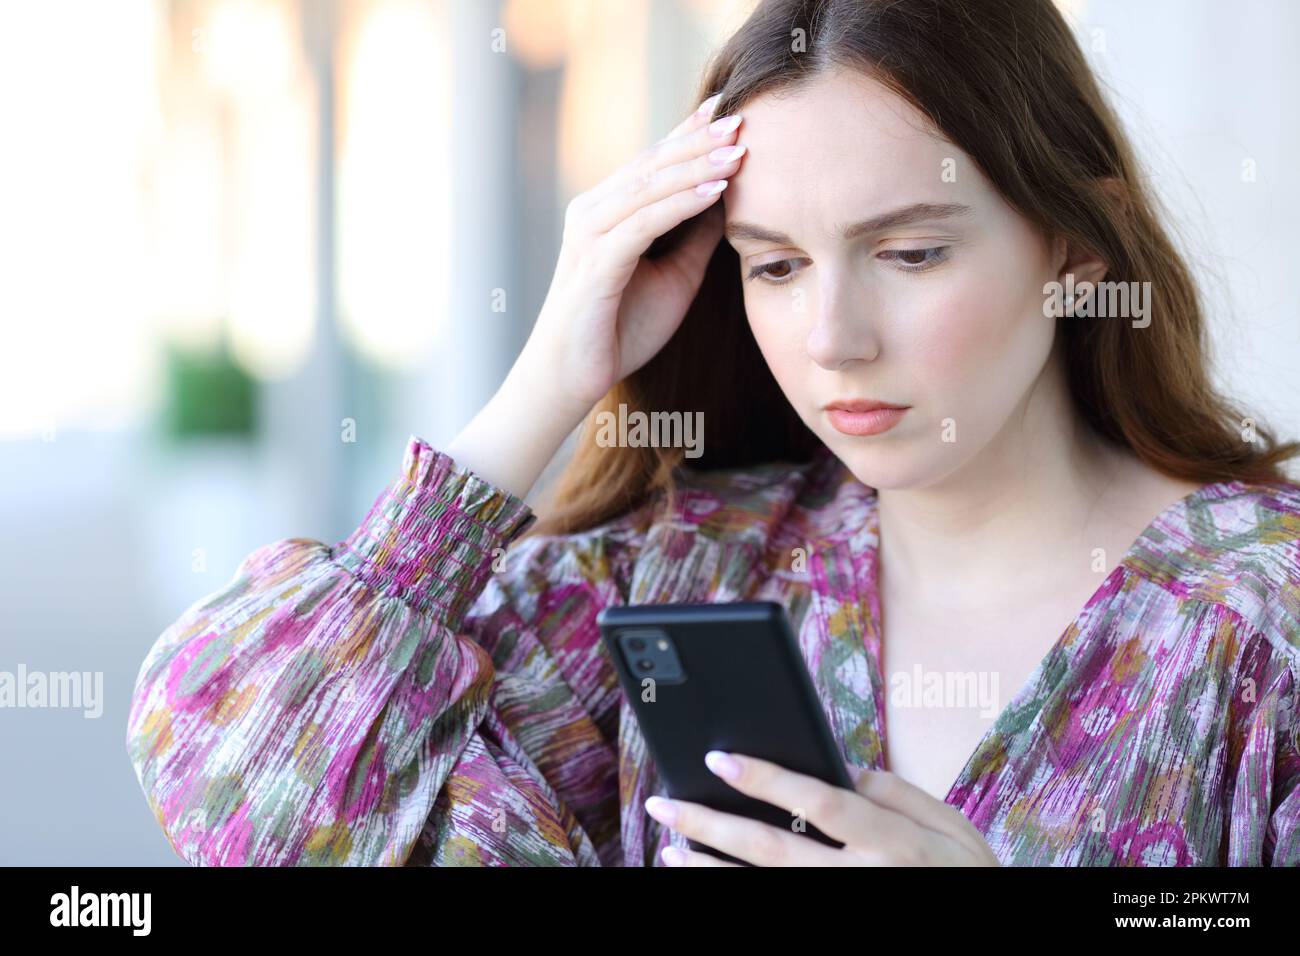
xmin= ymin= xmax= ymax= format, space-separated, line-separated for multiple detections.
xmin=723 ymin=67 xmax=981 ymax=228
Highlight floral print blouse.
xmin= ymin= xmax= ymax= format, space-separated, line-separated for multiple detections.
xmin=126 ymin=435 xmax=1300 ymax=866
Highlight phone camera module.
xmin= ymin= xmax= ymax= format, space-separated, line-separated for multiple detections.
xmin=616 ymin=628 xmax=685 ymax=683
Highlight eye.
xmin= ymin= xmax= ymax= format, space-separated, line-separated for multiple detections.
xmin=877 ymin=246 xmax=950 ymax=272
xmin=745 ymin=246 xmax=951 ymax=284
xmin=744 ymin=258 xmax=808 ymax=285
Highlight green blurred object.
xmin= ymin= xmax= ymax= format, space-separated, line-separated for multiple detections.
xmin=161 ymin=338 xmax=257 ymax=438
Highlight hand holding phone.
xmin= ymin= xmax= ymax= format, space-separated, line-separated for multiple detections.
xmin=597 ymin=600 xmax=855 ymax=866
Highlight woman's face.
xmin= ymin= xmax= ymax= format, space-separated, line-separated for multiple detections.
xmin=722 ymin=66 xmax=1063 ymax=491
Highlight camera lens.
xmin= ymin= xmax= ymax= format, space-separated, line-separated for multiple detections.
xmin=628 ymin=637 xmax=646 ymax=651
xmin=636 ymin=659 xmax=654 ymax=672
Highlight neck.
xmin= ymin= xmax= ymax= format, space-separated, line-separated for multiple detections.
xmin=873 ymin=351 xmax=1129 ymax=607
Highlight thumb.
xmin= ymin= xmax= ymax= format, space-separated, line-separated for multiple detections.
xmin=667 ymin=201 xmax=725 ymax=284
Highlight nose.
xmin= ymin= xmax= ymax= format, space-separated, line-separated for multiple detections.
xmin=804 ymin=275 xmax=880 ymax=370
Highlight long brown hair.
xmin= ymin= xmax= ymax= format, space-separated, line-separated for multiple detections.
xmin=526 ymin=0 xmax=1299 ymax=539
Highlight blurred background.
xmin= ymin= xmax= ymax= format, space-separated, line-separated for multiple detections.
xmin=1 ymin=0 xmax=1297 ymax=864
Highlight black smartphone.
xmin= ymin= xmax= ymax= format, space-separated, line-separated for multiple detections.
xmin=596 ymin=600 xmax=855 ymax=866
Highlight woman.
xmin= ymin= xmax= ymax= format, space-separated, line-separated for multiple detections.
xmin=127 ymin=0 xmax=1300 ymax=866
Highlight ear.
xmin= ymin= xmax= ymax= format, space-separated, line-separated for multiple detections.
xmin=1047 ymin=177 xmax=1123 ymax=311
xmin=1049 ymin=241 xmax=1109 ymax=290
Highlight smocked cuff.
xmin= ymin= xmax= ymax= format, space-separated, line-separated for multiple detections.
xmin=331 ymin=435 xmax=538 ymax=626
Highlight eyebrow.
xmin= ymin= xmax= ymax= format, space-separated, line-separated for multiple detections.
xmin=724 ymin=202 xmax=973 ymax=245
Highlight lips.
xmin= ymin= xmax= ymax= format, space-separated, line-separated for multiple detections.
xmin=824 ymin=399 xmax=908 ymax=413
xmin=823 ymin=400 xmax=910 ymax=436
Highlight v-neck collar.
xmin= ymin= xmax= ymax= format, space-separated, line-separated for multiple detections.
xmin=803 ymin=446 xmax=1243 ymax=810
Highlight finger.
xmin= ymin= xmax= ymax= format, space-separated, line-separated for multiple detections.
xmin=654 ymin=92 xmax=723 ymax=145
xmin=595 ymin=179 xmax=729 ymax=269
xmin=585 ymin=113 xmax=744 ymax=234
xmin=577 ymin=98 xmax=720 ymax=215
xmin=709 ymin=752 xmax=914 ymax=848
xmin=661 ymin=844 xmax=740 ymax=867
xmin=662 ymin=798 xmax=846 ymax=867
xmin=852 ymin=767 xmax=975 ymax=839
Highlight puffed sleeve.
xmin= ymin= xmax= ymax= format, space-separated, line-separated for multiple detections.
xmin=125 ymin=435 xmax=634 ymax=866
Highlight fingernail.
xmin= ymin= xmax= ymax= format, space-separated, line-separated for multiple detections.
xmin=645 ymin=795 xmax=679 ymax=825
xmin=696 ymin=92 xmax=722 ymax=116
xmin=709 ymin=144 xmax=746 ymax=165
xmin=709 ymin=114 xmax=742 ymax=136
xmin=695 ymin=180 xmax=728 ymax=197
xmin=661 ymin=846 xmax=687 ymax=866
xmin=705 ymin=750 xmax=742 ymax=780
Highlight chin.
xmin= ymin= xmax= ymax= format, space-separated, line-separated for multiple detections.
xmin=818 ymin=430 xmax=966 ymax=494
xmin=820 ymin=438 xmax=918 ymax=491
